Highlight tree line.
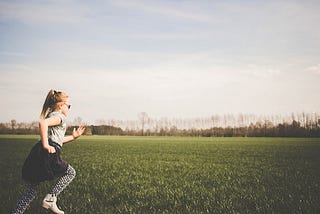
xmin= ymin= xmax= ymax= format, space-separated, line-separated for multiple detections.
xmin=1 ymin=112 xmax=320 ymax=137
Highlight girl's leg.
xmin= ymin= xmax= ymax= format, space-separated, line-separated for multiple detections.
xmin=42 ymin=165 xmax=76 ymax=214
xmin=50 ymin=165 xmax=76 ymax=196
xmin=12 ymin=183 xmax=38 ymax=214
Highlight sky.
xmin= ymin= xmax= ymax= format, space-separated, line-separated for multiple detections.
xmin=1 ymin=0 xmax=320 ymax=124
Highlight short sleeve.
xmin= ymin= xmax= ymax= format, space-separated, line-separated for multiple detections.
xmin=57 ymin=112 xmax=66 ymax=124
xmin=48 ymin=112 xmax=66 ymax=124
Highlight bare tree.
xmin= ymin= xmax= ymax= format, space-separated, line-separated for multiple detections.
xmin=138 ymin=112 xmax=148 ymax=136
xmin=95 ymin=119 xmax=106 ymax=126
xmin=11 ymin=119 xmax=17 ymax=131
xmin=73 ymin=117 xmax=83 ymax=126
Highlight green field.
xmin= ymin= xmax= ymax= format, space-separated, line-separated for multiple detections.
xmin=1 ymin=135 xmax=320 ymax=213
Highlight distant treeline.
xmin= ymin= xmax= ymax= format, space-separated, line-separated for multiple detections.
xmin=91 ymin=120 xmax=320 ymax=137
xmin=1 ymin=112 xmax=320 ymax=137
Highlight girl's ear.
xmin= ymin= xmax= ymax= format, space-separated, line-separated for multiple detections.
xmin=57 ymin=103 xmax=63 ymax=110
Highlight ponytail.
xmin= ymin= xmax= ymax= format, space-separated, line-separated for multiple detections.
xmin=40 ymin=89 xmax=68 ymax=119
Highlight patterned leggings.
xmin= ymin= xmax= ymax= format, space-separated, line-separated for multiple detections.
xmin=12 ymin=165 xmax=76 ymax=214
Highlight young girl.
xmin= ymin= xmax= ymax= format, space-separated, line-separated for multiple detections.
xmin=12 ymin=89 xmax=85 ymax=214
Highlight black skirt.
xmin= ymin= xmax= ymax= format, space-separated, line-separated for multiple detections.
xmin=22 ymin=140 xmax=68 ymax=183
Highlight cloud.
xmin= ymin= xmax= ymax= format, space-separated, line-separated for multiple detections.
xmin=129 ymin=32 xmax=213 ymax=41
xmin=306 ymin=64 xmax=320 ymax=75
xmin=110 ymin=0 xmax=215 ymax=23
xmin=245 ymin=64 xmax=281 ymax=78
xmin=0 ymin=1 xmax=89 ymax=25
xmin=0 ymin=51 xmax=28 ymax=57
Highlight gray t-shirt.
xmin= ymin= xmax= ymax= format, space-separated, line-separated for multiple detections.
xmin=47 ymin=111 xmax=67 ymax=146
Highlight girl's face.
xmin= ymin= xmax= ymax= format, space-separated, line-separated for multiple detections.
xmin=57 ymin=98 xmax=71 ymax=116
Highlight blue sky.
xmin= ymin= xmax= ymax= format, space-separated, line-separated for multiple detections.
xmin=1 ymin=0 xmax=320 ymax=123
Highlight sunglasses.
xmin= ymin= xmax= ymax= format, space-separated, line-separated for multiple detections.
xmin=64 ymin=103 xmax=71 ymax=109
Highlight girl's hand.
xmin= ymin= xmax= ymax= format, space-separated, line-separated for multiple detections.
xmin=44 ymin=145 xmax=56 ymax=154
xmin=72 ymin=125 xmax=85 ymax=140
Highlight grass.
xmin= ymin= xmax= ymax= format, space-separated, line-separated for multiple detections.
xmin=1 ymin=135 xmax=320 ymax=213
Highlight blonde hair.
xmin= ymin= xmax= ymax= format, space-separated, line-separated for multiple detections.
xmin=40 ymin=89 xmax=69 ymax=119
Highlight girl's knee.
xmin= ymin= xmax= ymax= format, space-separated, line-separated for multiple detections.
xmin=27 ymin=183 xmax=38 ymax=197
xmin=67 ymin=165 xmax=76 ymax=177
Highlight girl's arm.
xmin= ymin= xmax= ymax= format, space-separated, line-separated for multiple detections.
xmin=39 ymin=116 xmax=62 ymax=153
xmin=63 ymin=125 xmax=86 ymax=144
